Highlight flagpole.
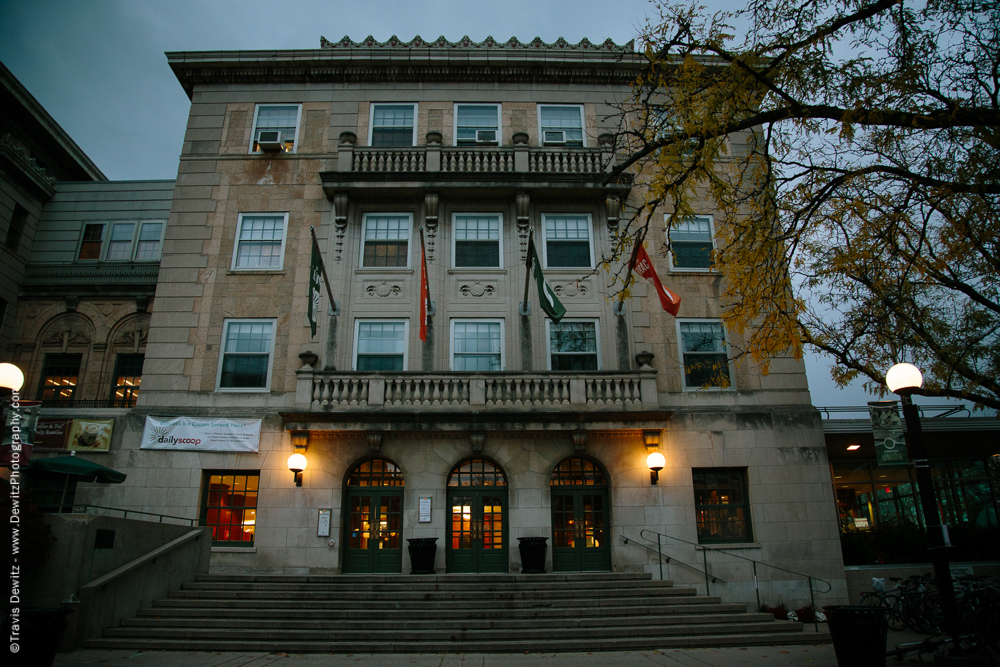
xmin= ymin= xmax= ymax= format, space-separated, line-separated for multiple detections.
xmin=419 ymin=225 xmax=432 ymax=314
xmin=618 ymin=230 xmax=644 ymax=314
xmin=310 ymin=226 xmax=336 ymax=311
xmin=521 ymin=227 xmax=534 ymax=315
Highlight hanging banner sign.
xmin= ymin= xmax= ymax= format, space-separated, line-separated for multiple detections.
xmin=868 ymin=401 xmax=909 ymax=468
xmin=140 ymin=416 xmax=261 ymax=453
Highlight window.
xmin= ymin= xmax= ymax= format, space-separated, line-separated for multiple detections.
xmin=547 ymin=320 xmax=600 ymax=371
xmin=451 ymin=320 xmax=504 ymax=371
xmin=249 ymin=104 xmax=301 ymax=153
xmin=38 ymin=354 xmax=82 ymax=402
xmin=111 ymin=354 xmax=144 ymax=407
xmin=538 ymin=105 xmax=585 ymax=146
xmin=455 ymin=104 xmax=500 ymax=145
xmin=453 ymin=214 xmax=502 ymax=268
xmin=542 ymin=214 xmax=593 ymax=268
xmin=202 ymin=471 xmax=259 ymax=545
xmin=354 ymin=320 xmax=408 ymax=371
xmin=217 ymin=320 xmax=275 ymax=390
xmin=369 ymin=104 xmax=417 ymax=147
xmin=678 ymin=320 xmax=731 ymax=389
xmin=692 ymin=468 xmax=753 ymax=543
xmin=106 ymin=223 xmax=137 ymax=260
xmin=78 ymin=224 xmax=104 ymax=260
xmin=232 ymin=214 xmax=288 ymax=270
xmin=6 ymin=203 xmax=28 ymax=252
xmin=668 ymin=216 xmax=715 ymax=270
xmin=134 ymin=222 xmax=165 ymax=260
xmin=76 ymin=221 xmax=164 ymax=262
xmin=361 ymin=214 xmax=411 ymax=268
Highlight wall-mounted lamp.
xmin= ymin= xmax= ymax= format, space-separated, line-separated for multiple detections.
xmin=0 ymin=363 xmax=24 ymax=391
xmin=287 ymin=452 xmax=307 ymax=487
xmin=647 ymin=451 xmax=665 ymax=486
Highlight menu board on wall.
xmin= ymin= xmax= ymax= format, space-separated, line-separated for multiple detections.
xmin=34 ymin=418 xmax=113 ymax=452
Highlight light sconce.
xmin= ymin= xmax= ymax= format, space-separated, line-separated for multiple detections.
xmin=647 ymin=451 xmax=666 ymax=486
xmin=287 ymin=452 xmax=307 ymax=487
xmin=0 ymin=363 xmax=24 ymax=392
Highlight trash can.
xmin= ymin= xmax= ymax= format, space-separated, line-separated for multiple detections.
xmin=407 ymin=537 xmax=438 ymax=574
xmin=4 ymin=607 xmax=73 ymax=667
xmin=518 ymin=536 xmax=548 ymax=573
xmin=823 ymin=605 xmax=890 ymax=667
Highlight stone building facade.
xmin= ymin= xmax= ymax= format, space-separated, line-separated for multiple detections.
xmin=6 ymin=38 xmax=848 ymax=608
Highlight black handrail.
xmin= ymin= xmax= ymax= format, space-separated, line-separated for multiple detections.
xmin=621 ymin=534 xmax=727 ymax=584
xmin=64 ymin=504 xmax=196 ymax=525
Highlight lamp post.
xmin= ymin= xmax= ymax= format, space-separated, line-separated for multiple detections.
xmin=885 ymin=363 xmax=961 ymax=641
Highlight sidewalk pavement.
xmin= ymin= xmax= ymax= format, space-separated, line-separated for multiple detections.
xmin=51 ymin=627 xmax=934 ymax=667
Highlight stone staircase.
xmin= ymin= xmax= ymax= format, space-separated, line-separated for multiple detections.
xmin=85 ymin=572 xmax=829 ymax=652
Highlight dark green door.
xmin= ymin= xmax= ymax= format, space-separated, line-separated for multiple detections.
xmin=446 ymin=488 xmax=507 ymax=573
xmin=343 ymin=489 xmax=403 ymax=573
xmin=551 ymin=489 xmax=611 ymax=572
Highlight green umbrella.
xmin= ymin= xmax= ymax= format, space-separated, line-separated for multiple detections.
xmin=26 ymin=455 xmax=127 ymax=483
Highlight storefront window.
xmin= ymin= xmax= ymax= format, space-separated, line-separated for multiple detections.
xmin=201 ymin=471 xmax=259 ymax=545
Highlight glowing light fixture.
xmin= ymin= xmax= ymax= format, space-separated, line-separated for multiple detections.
xmin=0 ymin=363 xmax=24 ymax=391
xmin=647 ymin=451 xmax=666 ymax=486
xmin=886 ymin=363 xmax=923 ymax=394
xmin=847 ymin=444 xmax=861 ymax=451
xmin=287 ymin=452 xmax=308 ymax=487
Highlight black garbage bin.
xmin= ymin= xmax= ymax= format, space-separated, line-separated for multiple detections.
xmin=407 ymin=537 xmax=438 ymax=574
xmin=518 ymin=536 xmax=548 ymax=573
xmin=823 ymin=605 xmax=890 ymax=667
xmin=3 ymin=607 xmax=73 ymax=667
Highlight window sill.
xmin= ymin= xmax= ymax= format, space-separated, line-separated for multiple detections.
xmin=227 ymin=270 xmax=286 ymax=275
xmin=355 ymin=268 xmax=414 ymax=274
xmin=447 ymin=268 xmax=507 ymax=275
xmin=212 ymin=546 xmax=257 ymax=553
xmin=215 ymin=387 xmax=271 ymax=393
xmin=669 ymin=269 xmax=718 ymax=275
xmin=696 ymin=542 xmax=761 ymax=550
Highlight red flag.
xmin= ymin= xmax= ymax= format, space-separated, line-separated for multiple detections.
xmin=633 ymin=244 xmax=681 ymax=316
xmin=419 ymin=230 xmax=430 ymax=342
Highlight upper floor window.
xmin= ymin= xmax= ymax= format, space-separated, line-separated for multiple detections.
xmin=5 ymin=203 xmax=28 ymax=252
xmin=453 ymin=213 xmax=502 ymax=268
xmin=249 ymin=104 xmax=301 ymax=153
xmin=369 ymin=104 xmax=417 ymax=147
xmin=668 ymin=215 xmax=715 ymax=271
xmin=77 ymin=221 xmax=165 ymax=262
xmin=547 ymin=320 xmax=600 ymax=371
xmin=362 ymin=214 xmax=411 ymax=268
xmin=538 ymin=105 xmax=585 ymax=147
xmin=216 ymin=319 xmax=275 ymax=391
xmin=354 ymin=320 xmax=408 ymax=371
xmin=542 ymin=214 xmax=593 ymax=269
xmin=38 ymin=353 xmax=81 ymax=401
xmin=111 ymin=353 xmax=144 ymax=407
xmin=232 ymin=213 xmax=288 ymax=271
xmin=678 ymin=320 xmax=731 ymax=389
xmin=451 ymin=320 xmax=504 ymax=371
xmin=455 ymin=104 xmax=500 ymax=146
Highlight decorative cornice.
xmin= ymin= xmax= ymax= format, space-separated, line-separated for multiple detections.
xmin=320 ymin=35 xmax=635 ymax=52
xmin=0 ymin=133 xmax=57 ymax=195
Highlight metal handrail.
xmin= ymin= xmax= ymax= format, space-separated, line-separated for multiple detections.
xmin=621 ymin=534 xmax=727 ymax=585
xmin=624 ymin=528 xmax=834 ymax=631
xmin=65 ymin=504 xmax=196 ymax=526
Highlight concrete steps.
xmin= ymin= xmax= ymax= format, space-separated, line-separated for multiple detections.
xmin=85 ymin=572 xmax=830 ymax=652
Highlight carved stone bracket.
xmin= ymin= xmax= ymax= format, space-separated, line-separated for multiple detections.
xmin=572 ymin=431 xmax=589 ymax=454
xmin=459 ymin=282 xmax=496 ymax=298
xmin=553 ymin=281 xmax=589 ymax=298
xmin=291 ymin=431 xmax=309 ymax=452
xmin=515 ymin=192 xmax=530 ymax=263
xmin=365 ymin=282 xmax=403 ymax=298
xmin=333 ymin=192 xmax=349 ymax=262
xmin=424 ymin=192 xmax=439 ymax=262
xmin=367 ymin=432 xmax=383 ymax=453
xmin=605 ymin=195 xmax=622 ymax=234
xmin=469 ymin=433 xmax=485 ymax=454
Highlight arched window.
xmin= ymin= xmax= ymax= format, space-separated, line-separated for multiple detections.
xmin=447 ymin=458 xmax=507 ymax=487
xmin=347 ymin=458 xmax=404 ymax=487
xmin=550 ymin=457 xmax=607 ymax=486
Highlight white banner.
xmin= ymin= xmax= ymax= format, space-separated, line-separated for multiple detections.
xmin=140 ymin=416 xmax=261 ymax=453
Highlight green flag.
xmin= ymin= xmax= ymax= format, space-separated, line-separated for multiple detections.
xmin=528 ymin=239 xmax=566 ymax=322
xmin=308 ymin=234 xmax=323 ymax=337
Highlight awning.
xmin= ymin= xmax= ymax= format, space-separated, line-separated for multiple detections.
xmin=26 ymin=455 xmax=127 ymax=484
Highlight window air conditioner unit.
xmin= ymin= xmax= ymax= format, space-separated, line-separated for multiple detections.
xmin=543 ymin=130 xmax=566 ymax=145
xmin=257 ymin=130 xmax=285 ymax=152
xmin=475 ymin=129 xmax=497 ymax=144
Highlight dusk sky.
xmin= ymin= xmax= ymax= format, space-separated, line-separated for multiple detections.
xmin=1 ymin=0 xmax=964 ymax=412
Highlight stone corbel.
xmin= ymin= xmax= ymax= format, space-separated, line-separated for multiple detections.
xmin=333 ymin=192 xmax=349 ymax=262
xmin=367 ymin=432 xmax=383 ymax=453
xmin=469 ymin=433 xmax=485 ymax=455
xmin=572 ymin=431 xmax=589 ymax=454
xmin=424 ymin=192 xmax=439 ymax=262
xmin=291 ymin=431 xmax=309 ymax=453
xmin=65 ymin=296 xmax=79 ymax=312
xmin=515 ymin=192 xmax=530 ymax=263
xmin=605 ymin=195 xmax=622 ymax=234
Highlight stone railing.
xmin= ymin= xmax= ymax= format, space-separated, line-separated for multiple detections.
xmin=441 ymin=148 xmax=516 ymax=173
xmin=528 ymin=149 xmax=604 ymax=174
xmin=352 ymin=148 xmax=426 ymax=172
xmin=298 ymin=370 xmax=658 ymax=411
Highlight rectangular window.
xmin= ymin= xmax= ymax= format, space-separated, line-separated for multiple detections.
xmin=455 ymin=104 xmax=500 ymax=145
xmin=354 ymin=320 xmax=408 ymax=371
xmin=232 ymin=213 xmax=288 ymax=270
xmin=78 ymin=224 xmax=104 ymax=260
xmin=202 ymin=471 xmax=259 ymax=545
xmin=217 ymin=320 xmax=275 ymax=390
xmin=38 ymin=354 xmax=82 ymax=402
xmin=678 ymin=320 xmax=731 ymax=389
xmin=250 ymin=104 xmax=301 ymax=153
xmin=538 ymin=105 xmax=585 ymax=146
xmin=543 ymin=214 xmax=593 ymax=268
xmin=6 ymin=203 xmax=28 ymax=252
xmin=453 ymin=214 xmax=502 ymax=268
xmin=361 ymin=214 xmax=410 ymax=268
xmin=451 ymin=320 xmax=503 ymax=371
xmin=105 ymin=222 xmax=136 ymax=261
xmin=547 ymin=320 xmax=600 ymax=371
xmin=111 ymin=354 xmax=144 ymax=407
xmin=370 ymin=104 xmax=417 ymax=147
xmin=692 ymin=468 xmax=753 ymax=543
xmin=133 ymin=222 xmax=164 ymax=261
xmin=669 ymin=216 xmax=715 ymax=270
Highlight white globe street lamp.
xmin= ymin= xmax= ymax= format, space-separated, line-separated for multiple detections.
xmin=0 ymin=363 xmax=24 ymax=392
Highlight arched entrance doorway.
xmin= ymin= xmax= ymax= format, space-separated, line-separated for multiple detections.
xmin=550 ymin=456 xmax=611 ymax=572
xmin=446 ymin=458 xmax=508 ymax=573
xmin=342 ymin=458 xmax=404 ymax=574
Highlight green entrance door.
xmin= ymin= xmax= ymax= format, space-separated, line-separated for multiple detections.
xmin=446 ymin=458 xmax=508 ymax=573
xmin=342 ymin=459 xmax=404 ymax=574
xmin=550 ymin=457 xmax=611 ymax=572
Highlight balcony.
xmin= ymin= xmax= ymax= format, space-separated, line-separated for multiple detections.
xmin=21 ymin=262 xmax=160 ymax=296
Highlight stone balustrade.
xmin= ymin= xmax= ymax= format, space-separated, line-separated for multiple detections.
xmin=345 ymin=145 xmax=608 ymax=175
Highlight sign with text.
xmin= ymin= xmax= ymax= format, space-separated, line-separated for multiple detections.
xmin=140 ymin=416 xmax=261 ymax=453
xmin=868 ymin=401 xmax=909 ymax=468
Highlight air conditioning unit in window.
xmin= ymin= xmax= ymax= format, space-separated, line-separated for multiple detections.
xmin=543 ymin=130 xmax=566 ymax=145
xmin=475 ymin=129 xmax=497 ymax=144
xmin=257 ymin=130 xmax=285 ymax=152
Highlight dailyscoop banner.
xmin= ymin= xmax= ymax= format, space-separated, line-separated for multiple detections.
xmin=140 ymin=416 xmax=262 ymax=453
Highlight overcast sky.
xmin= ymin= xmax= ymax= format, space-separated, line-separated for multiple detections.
xmin=0 ymin=0 xmax=970 ymax=412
